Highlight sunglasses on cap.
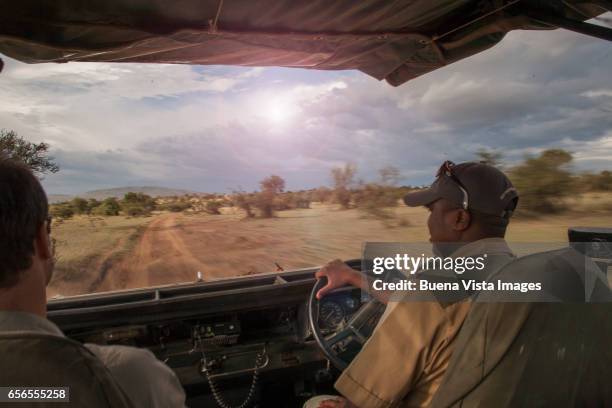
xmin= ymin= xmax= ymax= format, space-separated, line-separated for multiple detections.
xmin=436 ymin=160 xmax=469 ymax=211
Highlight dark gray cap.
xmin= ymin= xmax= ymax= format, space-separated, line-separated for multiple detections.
xmin=404 ymin=161 xmax=518 ymax=218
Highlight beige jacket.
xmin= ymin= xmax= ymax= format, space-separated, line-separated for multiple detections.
xmin=335 ymin=238 xmax=515 ymax=408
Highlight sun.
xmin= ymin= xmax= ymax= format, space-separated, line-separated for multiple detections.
xmin=262 ymin=97 xmax=298 ymax=125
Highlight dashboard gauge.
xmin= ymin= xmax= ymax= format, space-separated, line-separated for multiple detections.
xmin=344 ymin=297 xmax=358 ymax=310
xmin=319 ymin=301 xmax=345 ymax=329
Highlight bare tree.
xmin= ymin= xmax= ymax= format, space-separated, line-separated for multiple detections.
xmin=233 ymin=191 xmax=254 ymax=218
xmin=379 ymin=166 xmax=401 ymax=186
xmin=331 ymin=163 xmax=356 ymax=209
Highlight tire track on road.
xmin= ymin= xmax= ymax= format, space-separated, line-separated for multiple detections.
xmin=105 ymin=213 xmax=209 ymax=290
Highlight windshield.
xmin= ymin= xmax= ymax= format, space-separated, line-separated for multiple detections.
xmin=1 ymin=23 xmax=611 ymax=299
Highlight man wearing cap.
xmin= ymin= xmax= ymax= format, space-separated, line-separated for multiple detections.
xmin=307 ymin=161 xmax=519 ymax=408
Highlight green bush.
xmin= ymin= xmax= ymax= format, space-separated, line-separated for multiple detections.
xmin=353 ymin=184 xmax=399 ymax=219
xmin=120 ymin=192 xmax=155 ymax=216
xmin=70 ymin=197 xmax=89 ymax=215
xmin=509 ymin=149 xmax=574 ymax=214
xmin=124 ymin=205 xmax=149 ymax=217
xmin=87 ymin=198 xmax=101 ymax=213
xmin=164 ymin=202 xmax=192 ymax=213
xmin=122 ymin=192 xmax=156 ymax=211
xmin=49 ymin=204 xmax=74 ymax=219
xmin=92 ymin=198 xmax=121 ymax=216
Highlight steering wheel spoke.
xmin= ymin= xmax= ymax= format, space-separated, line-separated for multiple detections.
xmin=309 ymin=276 xmax=384 ymax=370
xmin=346 ymin=323 xmax=368 ymax=345
xmin=324 ymin=326 xmax=352 ymax=345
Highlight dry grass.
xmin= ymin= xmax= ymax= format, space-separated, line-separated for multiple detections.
xmin=47 ymin=195 xmax=612 ymax=298
xmin=48 ymin=215 xmax=151 ymax=298
xmin=563 ymin=191 xmax=612 ymax=213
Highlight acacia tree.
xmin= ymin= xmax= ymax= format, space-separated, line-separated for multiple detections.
xmin=0 ymin=129 xmax=59 ymax=176
xmin=260 ymin=175 xmax=285 ymax=194
xmin=256 ymin=175 xmax=285 ymax=218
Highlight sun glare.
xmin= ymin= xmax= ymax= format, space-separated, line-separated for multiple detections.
xmin=263 ymin=98 xmax=298 ymax=125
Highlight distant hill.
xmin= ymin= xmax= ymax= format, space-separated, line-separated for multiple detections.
xmin=48 ymin=186 xmax=196 ymax=203
xmin=48 ymin=194 xmax=73 ymax=204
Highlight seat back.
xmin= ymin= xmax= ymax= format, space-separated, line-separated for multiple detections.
xmin=431 ymin=247 xmax=612 ymax=407
xmin=0 ymin=332 xmax=135 ymax=408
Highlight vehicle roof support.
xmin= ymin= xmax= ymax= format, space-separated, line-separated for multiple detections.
xmin=529 ymin=12 xmax=612 ymax=42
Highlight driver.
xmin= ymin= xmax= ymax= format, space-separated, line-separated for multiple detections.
xmin=0 ymin=158 xmax=187 ymax=408
xmin=307 ymin=161 xmax=519 ymax=408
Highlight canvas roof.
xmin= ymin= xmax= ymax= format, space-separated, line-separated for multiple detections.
xmin=0 ymin=1 xmax=608 ymax=86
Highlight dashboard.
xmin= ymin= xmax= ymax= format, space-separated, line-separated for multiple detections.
xmin=66 ymin=288 xmax=363 ymax=381
xmin=47 ymin=265 xmax=366 ymax=407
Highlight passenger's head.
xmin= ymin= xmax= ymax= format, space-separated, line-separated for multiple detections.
xmin=0 ymin=158 xmax=54 ymax=292
xmin=403 ymin=161 xmax=518 ymax=247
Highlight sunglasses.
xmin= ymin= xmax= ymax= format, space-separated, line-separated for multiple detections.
xmin=436 ymin=160 xmax=469 ymax=210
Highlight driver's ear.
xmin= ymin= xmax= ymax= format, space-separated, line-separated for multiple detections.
xmin=453 ymin=209 xmax=471 ymax=231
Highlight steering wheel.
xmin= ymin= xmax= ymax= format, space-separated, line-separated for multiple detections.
xmin=308 ymin=276 xmax=385 ymax=370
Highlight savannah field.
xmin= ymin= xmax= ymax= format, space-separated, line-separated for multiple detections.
xmin=47 ymin=192 xmax=612 ymax=299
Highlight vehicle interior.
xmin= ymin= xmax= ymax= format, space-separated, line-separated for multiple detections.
xmin=1 ymin=1 xmax=612 ymax=407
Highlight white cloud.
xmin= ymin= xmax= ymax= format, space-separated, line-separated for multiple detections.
xmin=6 ymin=60 xmax=261 ymax=98
xmin=0 ymin=57 xmax=267 ymax=150
xmin=1 ymin=20 xmax=611 ymax=194
xmin=569 ymin=132 xmax=612 ymax=164
xmin=582 ymin=89 xmax=612 ymax=98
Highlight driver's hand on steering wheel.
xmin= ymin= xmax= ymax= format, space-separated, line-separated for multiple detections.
xmin=315 ymin=259 xmax=361 ymax=299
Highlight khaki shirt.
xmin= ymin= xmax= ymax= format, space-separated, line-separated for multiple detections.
xmin=335 ymin=238 xmax=515 ymax=408
xmin=0 ymin=311 xmax=186 ymax=408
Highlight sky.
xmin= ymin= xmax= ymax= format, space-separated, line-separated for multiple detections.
xmin=1 ymin=20 xmax=611 ymax=195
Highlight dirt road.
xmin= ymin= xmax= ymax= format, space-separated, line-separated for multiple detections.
xmin=94 ymin=205 xmax=428 ymax=292
xmin=56 ymin=203 xmax=612 ymax=296
xmin=97 ymin=213 xmax=210 ymax=291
